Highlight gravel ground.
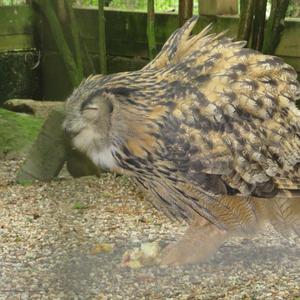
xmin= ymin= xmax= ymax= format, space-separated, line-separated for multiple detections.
xmin=0 ymin=158 xmax=300 ymax=300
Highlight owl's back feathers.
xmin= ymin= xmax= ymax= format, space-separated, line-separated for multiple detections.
xmin=141 ymin=18 xmax=300 ymax=232
xmin=65 ymin=17 xmax=300 ymax=235
xmin=143 ymin=18 xmax=300 ymax=196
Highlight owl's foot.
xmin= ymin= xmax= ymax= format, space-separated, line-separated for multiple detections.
xmin=159 ymin=218 xmax=229 ymax=266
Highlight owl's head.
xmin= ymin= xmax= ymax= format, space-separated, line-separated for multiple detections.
xmin=63 ymin=76 xmax=139 ymax=169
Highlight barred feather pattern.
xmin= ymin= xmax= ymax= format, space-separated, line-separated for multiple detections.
xmin=64 ymin=17 xmax=300 ymax=236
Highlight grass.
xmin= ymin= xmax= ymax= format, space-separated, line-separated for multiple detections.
xmin=18 ymin=178 xmax=35 ymax=186
xmin=73 ymin=202 xmax=89 ymax=210
xmin=0 ymin=108 xmax=43 ymax=156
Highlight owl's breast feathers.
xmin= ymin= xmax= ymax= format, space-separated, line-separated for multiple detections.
xmin=88 ymin=18 xmax=300 ymax=227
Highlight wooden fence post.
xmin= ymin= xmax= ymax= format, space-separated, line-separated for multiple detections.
xmin=98 ymin=0 xmax=107 ymax=74
xmin=179 ymin=0 xmax=194 ymax=27
xmin=251 ymin=0 xmax=267 ymax=50
xmin=65 ymin=0 xmax=84 ymax=78
xmin=147 ymin=0 xmax=157 ymax=60
xmin=33 ymin=0 xmax=82 ymax=87
xmin=263 ymin=0 xmax=290 ymax=54
xmin=237 ymin=0 xmax=256 ymax=44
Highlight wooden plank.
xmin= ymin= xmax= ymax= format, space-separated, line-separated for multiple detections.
xmin=108 ymin=55 xmax=147 ymax=73
xmin=198 ymin=0 xmax=238 ymax=16
xmin=40 ymin=51 xmax=73 ymax=100
xmin=41 ymin=39 xmax=300 ymax=102
xmin=37 ymin=7 xmax=300 ymax=102
xmin=195 ymin=15 xmax=239 ymax=36
xmin=41 ymin=9 xmax=177 ymax=55
xmin=280 ymin=56 xmax=300 ymax=72
xmin=41 ymin=51 xmax=148 ymax=100
xmin=0 ymin=34 xmax=34 ymax=51
xmin=42 ymin=9 xmax=300 ymax=59
xmin=179 ymin=0 xmax=194 ymax=26
xmin=1 ymin=5 xmax=299 ymax=58
xmin=0 ymin=5 xmax=34 ymax=35
xmin=275 ymin=18 xmax=300 ymax=58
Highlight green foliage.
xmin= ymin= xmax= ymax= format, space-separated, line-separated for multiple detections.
xmin=0 ymin=0 xmax=26 ymax=5
xmin=266 ymin=0 xmax=300 ymax=17
xmin=0 ymin=108 xmax=43 ymax=156
xmin=73 ymin=202 xmax=89 ymax=209
xmin=287 ymin=0 xmax=300 ymax=17
xmin=18 ymin=178 xmax=35 ymax=186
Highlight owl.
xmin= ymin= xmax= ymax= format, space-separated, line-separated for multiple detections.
xmin=63 ymin=17 xmax=300 ymax=265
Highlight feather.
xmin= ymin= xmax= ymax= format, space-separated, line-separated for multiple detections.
xmin=64 ymin=17 xmax=300 ymax=241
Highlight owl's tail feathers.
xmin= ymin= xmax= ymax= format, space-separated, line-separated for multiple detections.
xmin=216 ymin=194 xmax=300 ymax=238
xmin=264 ymin=191 xmax=300 ymax=238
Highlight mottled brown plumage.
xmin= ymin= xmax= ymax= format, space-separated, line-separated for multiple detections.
xmin=63 ymin=17 xmax=300 ymax=265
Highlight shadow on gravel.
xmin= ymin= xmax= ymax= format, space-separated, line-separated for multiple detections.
xmin=51 ymin=240 xmax=300 ymax=298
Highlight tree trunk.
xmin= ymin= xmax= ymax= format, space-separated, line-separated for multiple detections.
xmin=237 ymin=0 xmax=256 ymax=45
xmin=147 ymin=0 xmax=157 ymax=61
xmin=179 ymin=0 xmax=193 ymax=27
xmin=251 ymin=0 xmax=267 ymax=51
xmin=98 ymin=0 xmax=107 ymax=74
xmin=82 ymin=36 xmax=96 ymax=75
xmin=64 ymin=0 xmax=84 ymax=79
xmin=33 ymin=0 xmax=82 ymax=87
xmin=263 ymin=0 xmax=290 ymax=54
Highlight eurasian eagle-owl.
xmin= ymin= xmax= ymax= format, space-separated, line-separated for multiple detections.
xmin=63 ymin=17 xmax=300 ymax=265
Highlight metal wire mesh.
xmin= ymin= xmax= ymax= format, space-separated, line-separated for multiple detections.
xmin=74 ymin=0 xmax=300 ymax=17
xmin=75 ymin=0 xmax=199 ymax=12
xmin=108 ymin=0 xmax=178 ymax=12
xmin=0 ymin=0 xmax=298 ymax=18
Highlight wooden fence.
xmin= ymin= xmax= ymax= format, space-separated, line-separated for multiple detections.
xmin=0 ymin=5 xmax=40 ymax=104
xmin=0 ymin=5 xmax=34 ymax=51
xmin=0 ymin=4 xmax=300 ymax=100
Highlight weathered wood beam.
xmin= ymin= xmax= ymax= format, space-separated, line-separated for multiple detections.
xmin=33 ymin=0 xmax=82 ymax=87
xmin=251 ymin=0 xmax=267 ymax=51
xmin=263 ymin=0 xmax=290 ymax=54
xmin=16 ymin=109 xmax=67 ymax=183
xmin=198 ymin=0 xmax=238 ymax=16
xmin=147 ymin=0 xmax=157 ymax=61
xmin=237 ymin=0 xmax=256 ymax=45
xmin=98 ymin=0 xmax=107 ymax=74
xmin=81 ymin=35 xmax=96 ymax=75
xmin=179 ymin=0 xmax=193 ymax=27
xmin=65 ymin=0 xmax=84 ymax=78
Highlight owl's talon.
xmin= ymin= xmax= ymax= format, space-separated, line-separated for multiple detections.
xmin=159 ymin=220 xmax=229 ymax=266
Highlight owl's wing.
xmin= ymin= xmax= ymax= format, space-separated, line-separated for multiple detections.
xmin=119 ymin=19 xmax=300 ymax=228
xmin=151 ymin=22 xmax=300 ymax=199
xmin=138 ymin=20 xmax=300 ymax=231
